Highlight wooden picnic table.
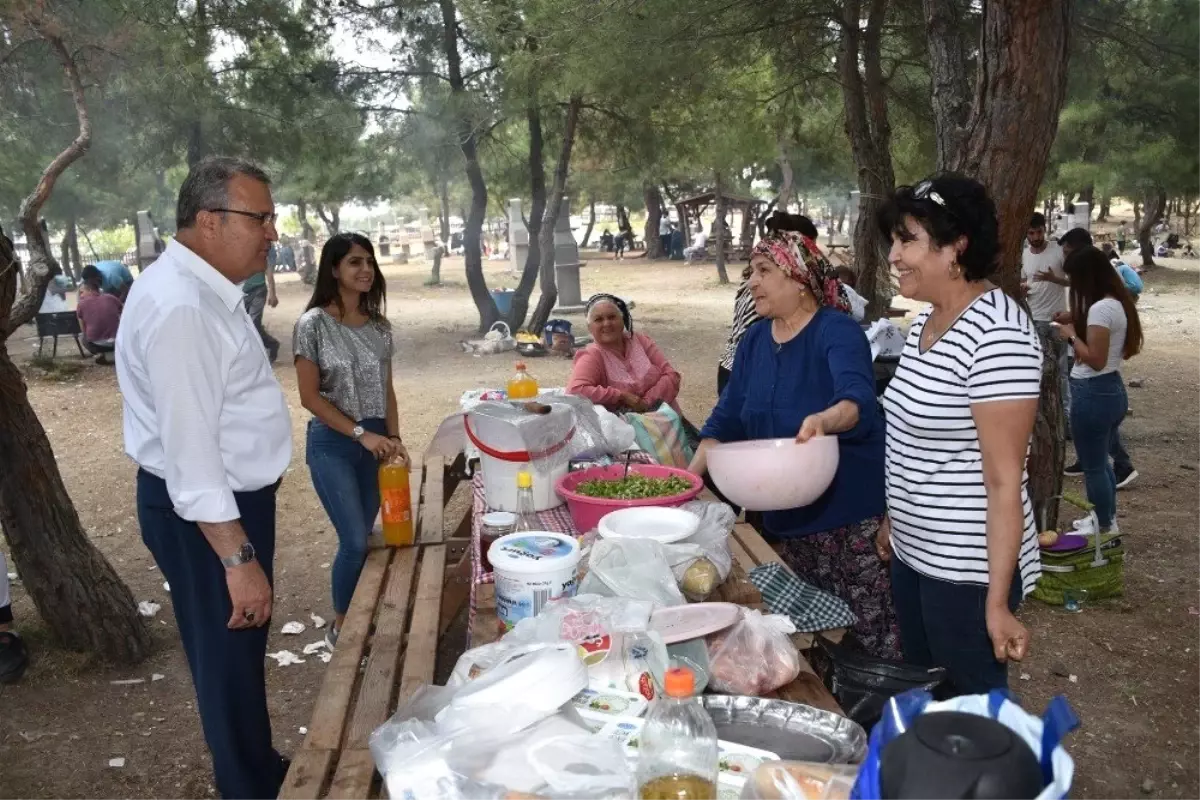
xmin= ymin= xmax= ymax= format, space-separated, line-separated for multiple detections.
xmin=280 ymin=453 xmax=845 ymax=799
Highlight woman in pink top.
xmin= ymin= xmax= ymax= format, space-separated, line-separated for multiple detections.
xmin=567 ymin=294 xmax=682 ymax=413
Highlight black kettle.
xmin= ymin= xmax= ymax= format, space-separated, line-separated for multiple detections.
xmin=880 ymin=710 xmax=1044 ymax=799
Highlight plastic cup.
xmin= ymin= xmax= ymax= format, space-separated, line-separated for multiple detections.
xmin=1063 ymin=588 xmax=1088 ymax=613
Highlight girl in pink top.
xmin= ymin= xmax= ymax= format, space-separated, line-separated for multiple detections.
xmin=567 ymin=294 xmax=682 ymax=413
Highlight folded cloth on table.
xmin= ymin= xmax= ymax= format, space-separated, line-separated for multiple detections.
xmin=749 ymin=562 xmax=857 ymax=633
xmin=623 ymin=404 xmax=695 ymax=469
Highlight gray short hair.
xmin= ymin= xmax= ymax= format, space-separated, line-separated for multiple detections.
xmin=176 ymin=156 xmax=271 ymax=229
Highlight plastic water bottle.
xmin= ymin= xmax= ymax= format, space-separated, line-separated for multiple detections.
xmin=514 ymin=470 xmax=538 ymax=532
xmin=637 ymin=666 xmax=718 ymax=800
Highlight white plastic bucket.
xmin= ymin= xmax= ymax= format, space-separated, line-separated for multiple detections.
xmin=488 ymin=532 xmax=580 ymax=632
xmin=465 ymin=410 xmax=572 ymax=512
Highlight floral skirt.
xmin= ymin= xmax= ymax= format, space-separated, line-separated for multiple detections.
xmin=775 ymin=515 xmax=902 ymax=661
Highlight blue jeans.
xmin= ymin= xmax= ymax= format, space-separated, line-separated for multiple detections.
xmin=1069 ymin=372 xmax=1128 ymax=529
xmin=890 ymin=556 xmax=1021 ymax=697
xmin=306 ymin=417 xmax=386 ymax=615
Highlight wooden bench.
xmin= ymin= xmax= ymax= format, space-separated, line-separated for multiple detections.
xmin=279 ymin=456 xmax=452 ymax=800
xmin=282 ymin=458 xmax=846 ymax=798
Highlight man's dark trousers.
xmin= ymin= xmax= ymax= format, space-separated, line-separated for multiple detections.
xmin=137 ymin=470 xmax=286 ymax=799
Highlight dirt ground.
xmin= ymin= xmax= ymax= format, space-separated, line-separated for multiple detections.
xmin=0 ymin=248 xmax=1196 ymax=799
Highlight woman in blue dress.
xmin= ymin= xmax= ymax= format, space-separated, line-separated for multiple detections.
xmin=689 ymin=231 xmax=899 ymax=659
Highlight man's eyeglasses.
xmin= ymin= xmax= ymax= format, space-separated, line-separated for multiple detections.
xmin=205 ymin=208 xmax=278 ymax=227
xmin=913 ymin=180 xmax=947 ymax=209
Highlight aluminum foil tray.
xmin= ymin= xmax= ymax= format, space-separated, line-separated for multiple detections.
xmin=700 ymin=694 xmax=867 ymax=764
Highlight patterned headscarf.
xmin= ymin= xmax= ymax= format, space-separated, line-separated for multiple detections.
xmin=750 ymin=232 xmax=852 ymax=314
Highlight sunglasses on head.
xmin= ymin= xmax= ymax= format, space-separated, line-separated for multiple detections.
xmin=914 ymin=179 xmax=949 ymax=208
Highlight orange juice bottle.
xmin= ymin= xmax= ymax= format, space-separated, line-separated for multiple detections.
xmin=379 ymin=459 xmax=414 ymax=546
xmin=506 ymin=361 xmax=539 ymax=400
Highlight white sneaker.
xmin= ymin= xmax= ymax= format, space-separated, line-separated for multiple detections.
xmin=1072 ymin=517 xmax=1120 ymax=535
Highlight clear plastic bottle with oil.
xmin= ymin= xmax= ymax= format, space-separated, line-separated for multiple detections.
xmin=514 ymin=470 xmax=539 ymax=532
xmin=637 ymin=666 xmax=718 ymax=800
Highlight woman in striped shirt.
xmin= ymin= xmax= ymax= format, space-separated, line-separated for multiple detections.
xmin=876 ymin=175 xmax=1042 ymax=696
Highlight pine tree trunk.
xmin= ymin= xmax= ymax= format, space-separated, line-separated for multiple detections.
xmin=777 ymin=136 xmax=795 ymax=211
xmin=1098 ymin=195 xmax=1110 ymax=222
xmin=440 ymin=0 xmax=497 ymax=333
xmin=925 ymin=0 xmax=1072 ymax=530
xmin=0 ymin=346 xmax=151 ymax=662
xmin=713 ymin=172 xmax=730 ymax=284
xmin=529 ymin=94 xmax=583 ymax=333
xmin=1139 ymin=187 xmax=1165 ymax=268
xmin=59 ymin=231 xmax=72 ymax=282
xmin=429 ymin=177 xmax=450 ymax=286
xmin=297 ymin=199 xmax=316 ymax=241
xmin=67 ymin=219 xmax=82 ymax=281
xmin=0 ymin=224 xmax=150 ymax=663
xmin=508 ymin=100 xmax=547 ymax=331
xmin=644 ymin=184 xmax=665 ymax=259
xmin=837 ymin=0 xmax=895 ymax=318
xmin=1079 ymin=185 xmax=1094 ymax=211
xmin=580 ymin=198 xmax=596 ymax=247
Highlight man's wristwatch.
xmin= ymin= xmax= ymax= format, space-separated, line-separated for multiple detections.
xmin=221 ymin=542 xmax=257 ymax=568
xmin=352 ymin=425 xmax=366 ymax=441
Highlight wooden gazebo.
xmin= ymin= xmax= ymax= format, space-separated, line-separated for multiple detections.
xmin=674 ymin=191 xmax=766 ymax=252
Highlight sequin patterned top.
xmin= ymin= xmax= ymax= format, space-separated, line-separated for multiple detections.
xmin=293 ymin=307 xmax=393 ymax=421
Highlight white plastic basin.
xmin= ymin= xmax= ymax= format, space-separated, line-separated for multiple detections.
xmin=707 ymin=436 xmax=839 ymax=511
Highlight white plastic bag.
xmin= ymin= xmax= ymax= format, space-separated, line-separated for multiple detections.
xmin=504 ymin=594 xmax=669 ymax=700
xmin=461 ymin=321 xmax=516 ymax=355
xmin=707 ymin=608 xmax=801 ymax=696
xmin=579 ymin=537 xmax=685 ymax=607
xmin=370 ymin=643 xmax=592 ymax=799
xmin=527 ymin=735 xmax=637 ymax=798
xmin=663 ymin=501 xmax=736 ymax=601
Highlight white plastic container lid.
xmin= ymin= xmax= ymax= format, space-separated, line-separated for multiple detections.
xmin=488 ymin=532 xmax=580 ymax=575
xmin=481 ymin=511 xmax=518 ymax=528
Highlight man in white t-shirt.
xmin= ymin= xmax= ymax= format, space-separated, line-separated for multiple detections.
xmin=1021 ymin=212 xmax=1069 ymax=423
xmin=684 ymin=228 xmax=709 ymax=263
xmin=658 ymin=214 xmax=672 ymax=257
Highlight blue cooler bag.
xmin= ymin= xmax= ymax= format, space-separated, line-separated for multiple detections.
xmin=851 ymin=689 xmax=1079 ymax=800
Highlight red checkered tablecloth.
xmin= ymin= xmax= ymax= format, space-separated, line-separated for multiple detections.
xmin=466 ymin=452 xmax=654 ymax=642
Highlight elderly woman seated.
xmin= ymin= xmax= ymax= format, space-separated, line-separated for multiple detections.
xmin=567 ymin=293 xmax=682 ymax=414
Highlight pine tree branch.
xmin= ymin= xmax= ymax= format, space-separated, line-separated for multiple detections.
xmin=4 ymin=22 xmax=92 ymax=340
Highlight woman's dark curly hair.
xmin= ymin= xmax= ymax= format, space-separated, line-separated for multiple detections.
xmin=765 ymin=211 xmax=819 ymax=239
xmin=876 ymin=173 xmax=1000 ymax=282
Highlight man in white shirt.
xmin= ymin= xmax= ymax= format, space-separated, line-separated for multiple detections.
xmin=1020 ymin=212 xmax=1069 ymax=422
xmin=116 ymin=157 xmax=292 ymax=799
xmin=684 ymin=228 xmax=709 ymax=263
xmin=658 ymin=213 xmax=672 ymax=258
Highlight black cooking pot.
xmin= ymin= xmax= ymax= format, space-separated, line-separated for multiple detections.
xmin=880 ymin=710 xmax=1044 ymax=799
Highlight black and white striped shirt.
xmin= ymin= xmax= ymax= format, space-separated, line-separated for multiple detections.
xmin=720 ymin=281 xmax=762 ymax=371
xmin=881 ymin=288 xmax=1043 ymax=595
